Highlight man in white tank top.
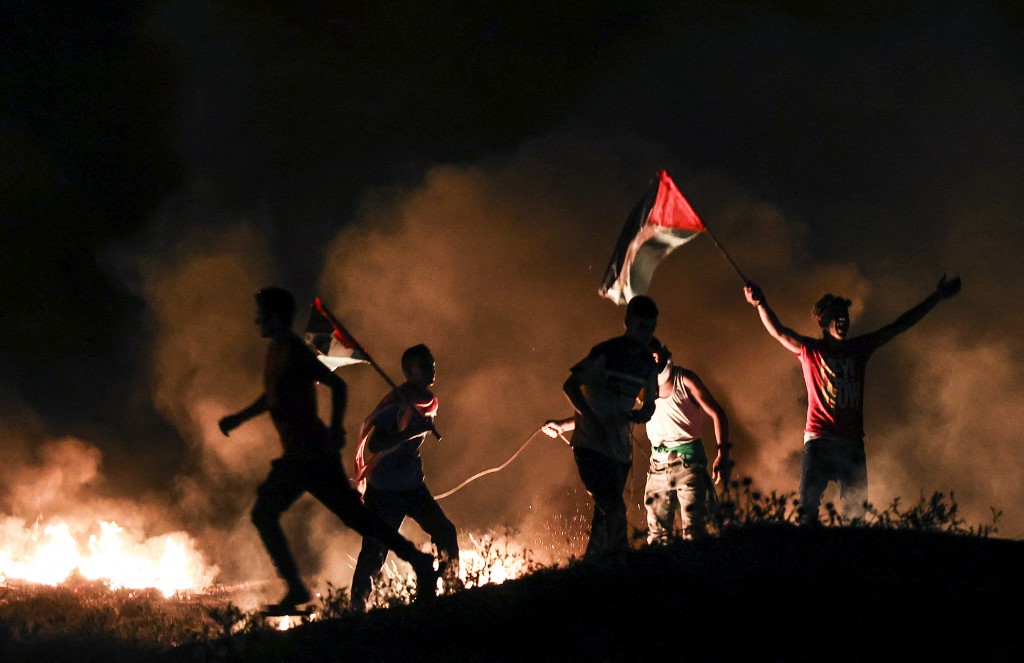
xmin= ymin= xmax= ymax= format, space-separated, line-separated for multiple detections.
xmin=643 ymin=340 xmax=731 ymax=541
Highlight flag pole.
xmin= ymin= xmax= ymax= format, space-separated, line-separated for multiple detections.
xmin=315 ymin=298 xmax=443 ymax=441
xmin=702 ymin=225 xmax=749 ymax=285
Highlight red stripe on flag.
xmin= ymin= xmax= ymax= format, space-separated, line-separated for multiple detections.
xmin=598 ymin=169 xmax=707 ymax=305
xmin=650 ymin=169 xmax=706 ymax=231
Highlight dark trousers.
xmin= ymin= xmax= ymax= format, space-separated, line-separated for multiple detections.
xmin=351 ymin=483 xmax=459 ymax=602
xmin=799 ymin=437 xmax=868 ymax=525
xmin=573 ymin=447 xmax=632 ymax=565
xmin=251 ymin=452 xmax=421 ymax=590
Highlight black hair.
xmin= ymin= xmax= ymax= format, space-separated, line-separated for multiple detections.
xmin=626 ymin=294 xmax=659 ymax=320
xmin=401 ymin=343 xmax=433 ymax=375
xmin=813 ymin=293 xmax=852 ymax=327
xmin=255 ymin=287 xmax=296 ymax=325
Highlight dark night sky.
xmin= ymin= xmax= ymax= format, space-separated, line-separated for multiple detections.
xmin=2 ymin=0 xmax=1022 ymax=584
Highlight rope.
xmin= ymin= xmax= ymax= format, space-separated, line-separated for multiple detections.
xmin=434 ymin=428 xmax=546 ymax=500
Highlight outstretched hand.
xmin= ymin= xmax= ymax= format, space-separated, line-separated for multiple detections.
xmin=744 ymin=281 xmax=765 ymax=307
xmin=541 ymin=420 xmax=563 ymax=438
xmin=936 ymin=274 xmax=962 ymax=300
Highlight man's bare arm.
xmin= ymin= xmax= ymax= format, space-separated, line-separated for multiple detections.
xmin=682 ymin=371 xmax=732 ymax=485
xmin=866 ymin=274 xmax=962 ymax=349
xmin=563 ymin=374 xmax=593 ymax=420
xmin=218 ymin=395 xmax=268 ymax=436
xmin=321 ymin=371 xmax=348 ymax=449
xmin=744 ymin=282 xmax=805 ymax=354
xmin=367 ymin=415 xmax=434 ymax=452
xmin=630 ymin=369 xmax=659 ymax=424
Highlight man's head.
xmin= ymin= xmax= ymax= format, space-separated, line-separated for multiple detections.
xmin=255 ymin=287 xmax=295 ymax=338
xmin=402 ymin=343 xmax=436 ymax=388
xmin=813 ymin=293 xmax=851 ymax=340
xmin=649 ymin=336 xmax=673 ymax=385
xmin=624 ymin=295 xmax=659 ymax=344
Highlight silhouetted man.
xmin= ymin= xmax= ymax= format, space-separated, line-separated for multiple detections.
xmin=743 ymin=275 xmax=961 ymax=525
xmin=218 ymin=287 xmax=439 ymax=613
xmin=561 ymin=294 xmax=660 ymax=567
xmin=349 ymin=344 xmax=460 ymax=611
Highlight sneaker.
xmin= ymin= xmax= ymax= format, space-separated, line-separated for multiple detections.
xmin=263 ymin=585 xmax=312 ymax=615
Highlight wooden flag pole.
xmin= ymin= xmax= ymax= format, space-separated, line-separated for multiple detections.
xmin=702 ymin=225 xmax=749 ymax=285
xmin=315 ymin=299 xmax=443 ymax=441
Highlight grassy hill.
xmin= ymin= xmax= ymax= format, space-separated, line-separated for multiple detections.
xmin=162 ymin=524 xmax=1022 ymax=662
xmin=3 ymin=488 xmax=1019 ymax=662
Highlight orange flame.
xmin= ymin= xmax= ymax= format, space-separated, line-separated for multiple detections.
xmin=0 ymin=516 xmax=217 ymax=597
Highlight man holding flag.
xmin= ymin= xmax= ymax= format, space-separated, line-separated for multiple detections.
xmin=349 ymin=344 xmax=460 ymax=612
xmin=743 ymin=275 xmax=962 ymax=525
xmin=218 ymin=287 xmax=440 ymax=613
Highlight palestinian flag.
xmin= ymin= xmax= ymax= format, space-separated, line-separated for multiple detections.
xmin=598 ymin=169 xmax=706 ymax=305
xmin=304 ymin=300 xmax=370 ymax=370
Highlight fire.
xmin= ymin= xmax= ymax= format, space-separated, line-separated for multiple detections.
xmin=455 ymin=532 xmax=532 ymax=589
xmin=0 ymin=516 xmax=217 ymax=597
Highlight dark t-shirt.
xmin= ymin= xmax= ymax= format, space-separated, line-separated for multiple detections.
xmin=264 ymin=334 xmax=335 ymax=455
xmin=569 ymin=335 xmax=656 ymax=462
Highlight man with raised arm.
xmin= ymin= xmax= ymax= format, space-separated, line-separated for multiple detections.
xmin=742 ymin=275 xmax=961 ymax=525
xmin=218 ymin=287 xmax=439 ymax=614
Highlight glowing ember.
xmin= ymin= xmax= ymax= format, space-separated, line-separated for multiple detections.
xmin=0 ymin=516 xmax=217 ymax=597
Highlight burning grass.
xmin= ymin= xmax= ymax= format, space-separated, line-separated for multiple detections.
xmin=0 ymin=527 xmax=549 ymax=662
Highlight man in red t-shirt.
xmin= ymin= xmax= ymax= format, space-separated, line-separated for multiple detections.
xmin=219 ymin=287 xmax=440 ymax=613
xmin=743 ymin=275 xmax=961 ymax=525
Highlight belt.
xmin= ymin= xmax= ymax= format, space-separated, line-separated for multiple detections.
xmin=650 ymin=439 xmax=707 ymax=465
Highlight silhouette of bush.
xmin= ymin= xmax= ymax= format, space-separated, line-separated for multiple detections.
xmin=709 ymin=475 xmax=1001 ymax=537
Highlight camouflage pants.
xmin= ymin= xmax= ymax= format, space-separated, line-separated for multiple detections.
xmin=644 ymin=456 xmax=709 ymax=543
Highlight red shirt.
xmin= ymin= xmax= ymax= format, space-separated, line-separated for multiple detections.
xmin=797 ymin=336 xmax=879 ymax=440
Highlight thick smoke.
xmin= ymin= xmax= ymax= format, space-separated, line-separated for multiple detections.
xmin=0 ymin=389 xmax=219 ymax=589
xmin=96 ymin=0 xmax=1024 ymax=585
xmin=5 ymin=3 xmax=1019 ymax=602
xmin=317 ymin=140 xmax=1022 ymax=549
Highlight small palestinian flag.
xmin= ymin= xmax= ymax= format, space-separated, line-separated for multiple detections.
xmin=304 ymin=301 xmax=370 ymax=370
